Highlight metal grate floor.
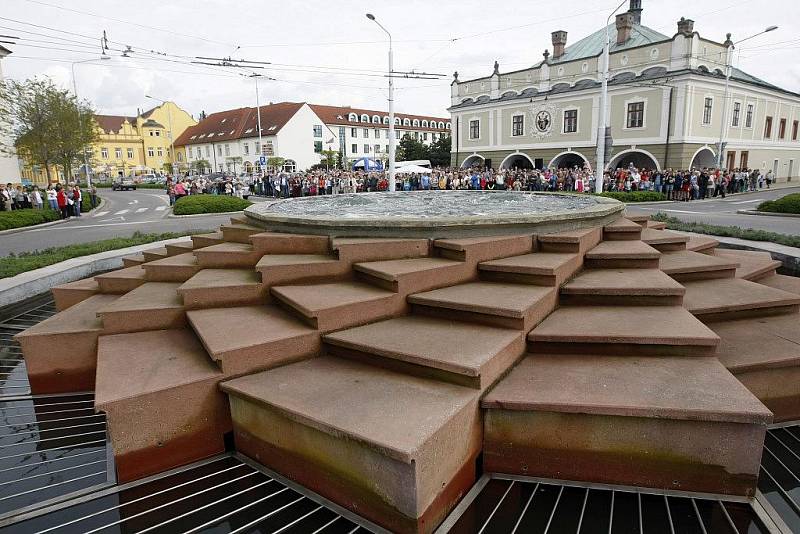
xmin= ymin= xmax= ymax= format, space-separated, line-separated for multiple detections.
xmin=758 ymin=423 xmax=800 ymax=532
xmin=0 ymin=454 xmax=374 ymax=534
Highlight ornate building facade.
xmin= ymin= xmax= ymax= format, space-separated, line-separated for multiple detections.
xmin=449 ymin=1 xmax=800 ymax=182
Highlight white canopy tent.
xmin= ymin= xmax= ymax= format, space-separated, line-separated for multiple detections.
xmin=394 ymin=159 xmax=431 ymax=168
xmin=395 ymin=164 xmax=432 ymax=174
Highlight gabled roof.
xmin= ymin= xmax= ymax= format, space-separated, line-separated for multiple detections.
xmin=548 ymin=23 xmax=670 ymax=65
xmin=308 ymin=104 xmax=449 ymax=131
xmin=95 ymin=115 xmax=135 ymax=134
xmin=174 ymin=102 xmax=304 ymax=146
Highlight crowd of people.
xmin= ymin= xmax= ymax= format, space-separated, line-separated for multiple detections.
xmin=0 ymin=182 xmax=98 ymax=218
xmin=177 ymin=163 xmax=777 ymax=201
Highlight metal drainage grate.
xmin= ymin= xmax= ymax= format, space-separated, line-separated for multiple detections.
xmin=757 ymin=423 xmax=800 ymax=533
xmin=0 ymin=453 xmax=378 ymax=533
xmin=0 ymin=297 xmax=57 ymax=399
xmin=438 ymin=476 xmax=773 ymax=534
xmin=0 ymin=393 xmax=112 ymax=520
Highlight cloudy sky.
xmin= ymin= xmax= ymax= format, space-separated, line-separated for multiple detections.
xmin=2 ymin=0 xmax=799 ymax=120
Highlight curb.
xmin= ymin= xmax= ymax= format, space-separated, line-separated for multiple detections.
xmin=672 ymin=230 xmax=800 ymax=276
xmin=736 ymin=209 xmax=800 ymax=218
xmin=167 ymin=210 xmax=246 ymax=219
xmin=0 ymin=198 xmax=107 ymax=236
xmin=0 ymin=236 xmax=188 ymax=308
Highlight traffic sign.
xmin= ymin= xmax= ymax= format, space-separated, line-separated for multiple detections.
xmin=259 ymin=156 xmax=266 ymax=165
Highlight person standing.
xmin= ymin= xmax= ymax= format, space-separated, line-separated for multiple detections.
xmin=89 ymin=184 xmax=97 ymax=209
xmin=72 ymin=183 xmax=82 ymax=217
xmin=46 ymin=185 xmax=57 ymax=210
xmin=0 ymin=184 xmax=10 ymax=211
xmin=32 ymin=186 xmax=43 ymax=209
xmin=55 ymin=185 xmax=69 ymax=219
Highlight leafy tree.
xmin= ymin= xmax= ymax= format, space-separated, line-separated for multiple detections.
xmin=428 ymin=135 xmax=452 ymax=167
xmin=192 ymin=159 xmax=210 ymax=173
xmin=396 ymin=134 xmax=428 ymax=162
xmin=0 ymin=77 xmax=97 ymax=184
xmin=320 ymin=149 xmax=339 ymax=168
xmin=161 ymin=162 xmax=173 ymax=173
xmin=226 ymin=156 xmax=243 ymax=173
xmin=267 ymin=156 xmax=285 ymax=171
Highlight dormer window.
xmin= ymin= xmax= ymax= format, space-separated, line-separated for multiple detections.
xmin=348 ymin=113 xmax=358 ymax=122
xmin=421 ymin=120 xmax=429 ymax=128
xmin=383 ymin=116 xmax=390 ymax=124
xmin=412 ymin=119 xmax=420 ymax=127
xmin=360 ymin=114 xmax=369 ymax=122
xmin=372 ymin=115 xmax=380 ymax=123
xmin=403 ymin=118 xmax=411 ymax=126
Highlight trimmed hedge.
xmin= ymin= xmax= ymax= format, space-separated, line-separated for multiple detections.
xmin=598 ymin=191 xmax=667 ymax=202
xmin=0 ymin=209 xmax=60 ymax=230
xmin=757 ymin=193 xmax=800 ymax=214
xmin=0 ymin=230 xmax=208 ymax=279
xmin=173 ymin=194 xmax=252 ymax=215
xmin=651 ymin=212 xmax=800 ymax=248
xmin=95 ymin=183 xmax=166 ymax=190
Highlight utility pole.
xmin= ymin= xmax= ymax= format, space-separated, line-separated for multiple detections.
xmin=367 ymin=14 xmax=395 ymax=192
xmin=71 ymin=55 xmax=109 ymax=186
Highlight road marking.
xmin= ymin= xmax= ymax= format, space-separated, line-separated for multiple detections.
xmin=731 ymin=199 xmax=764 ymax=204
xmin=155 ymin=206 xmax=167 ymax=211
xmin=642 ymin=208 xmax=703 ymax=214
xmin=135 ymin=207 xmax=148 ymax=213
xmin=114 ymin=209 xmax=129 ymax=215
xmin=128 ymin=199 xmax=139 ymax=205
xmin=93 ymin=211 xmax=109 ymax=217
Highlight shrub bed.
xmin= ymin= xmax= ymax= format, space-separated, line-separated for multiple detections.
xmin=0 ymin=230 xmax=208 ymax=278
xmin=0 ymin=209 xmax=60 ymax=230
xmin=757 ymin=193 xmax=800 ymax=214
xmin=173 ymin=194 xmax=252 ymax=215
xmin=598 ymin=191 xmax=667 ymax=202
xmin=651 ymin=212 xmax=800 ymax=248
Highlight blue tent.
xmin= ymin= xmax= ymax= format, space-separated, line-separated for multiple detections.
xmin=352 ymin=157 xmax=384 ymax=171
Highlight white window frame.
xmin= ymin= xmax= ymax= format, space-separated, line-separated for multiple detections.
xmin=745 ymin=103 xmax=755 ymax=129
xmin=562 ymin=108 xmax=579 ymax=134
xmin=511 ymin=114 xmax=524 ymax=137
xmin=101 ymin=147 xmax=108 ymax=159
xmin=469 ymin=118 xmax=481 ymax=140
xmin=623 ymin=96 xmax=648 ymax=130
xmin=701 ymin=95 xmax=714 ymax=126
xmin=731 ymin=101 xmax=741 ymax=128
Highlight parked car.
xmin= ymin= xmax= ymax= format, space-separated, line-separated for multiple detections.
xmin=112 ymin=177 xmax=136 ymax=191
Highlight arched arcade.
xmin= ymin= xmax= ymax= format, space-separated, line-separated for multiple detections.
xmin=607 ymin=149 xmax=661 ymax=172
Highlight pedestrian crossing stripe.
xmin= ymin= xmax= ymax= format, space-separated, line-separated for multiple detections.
xmin=155 ymin=206 xmax=167 ymax=211
xmin=135 ymin=207 xmax=148 ymax=213
xmin=93 ymin=211 xmax=109 ymax=217
xmin=114 ymin=209 xmax=129 ymax=215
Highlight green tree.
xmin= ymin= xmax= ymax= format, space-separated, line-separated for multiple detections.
xmin=428 ymin=135 xmax=452 ymax=167
xmin=0 ymin=78 xmax=97 ymax=184
xmin=396 ymin=134 xmax=429 ymax=162
xmin=267 ymin=156 xmax=285 ymax=171
xmin=320 ymin=149 xmax=338 ymax=169
xmin=226 ymin=156 xmax=243 ymax=173
xmin=192 ymin=159 xmax=210 ymax=173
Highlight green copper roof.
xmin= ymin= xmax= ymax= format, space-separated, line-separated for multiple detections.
xmin=548 ymin=23 xmax=670 ymax=64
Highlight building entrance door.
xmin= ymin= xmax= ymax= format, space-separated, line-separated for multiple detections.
xmin=789 ymin=159 xmax=794 ymax=182
xmin=726 ymin=152 xmax=736 ymax=171
xmin=740 ymin=151 xmax=749 ymax=170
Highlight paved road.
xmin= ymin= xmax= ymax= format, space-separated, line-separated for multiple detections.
xmin=0 ymin=189 xmax=232 ymax=256
xmin=627 ymin=185 xmax=800 ymax=235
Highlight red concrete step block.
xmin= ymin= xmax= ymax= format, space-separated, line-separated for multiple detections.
xmin=560 ymin=268 xmax=685 ymax=306
xmin=639 ymin=228 xmax=689 ymax=252
xmin=194 ymin=243 xmax=263 ymax=268
xmin=324 ymin=315 xmax=525 ymax=389
xmin=528 ymin=305 xmax=720 ymax=356
xmin=187 ymin=305 xmax=320 ymax=376
xmin=646 ymin=220 xmax=667 ymax=230
xmin=191 ymin=231 xmax=225 ymax=249
xmin=165 ymin=240 xmax=194 ymax=256
xmin=178 ymin=269 xmax=266 ymax=309
xmin=482 ymin=354 xmax=771 ymax=496
xmin=625 ymin=214 xmax=651 ymax=225
xmin=249 ymin=232 xmax=330 ymax=255
xmin=95 ymin=329 xmax=229 ymax=483
xmin=479 ymin=252 xmax=581 ymax=286
xmin=757 ymin=273 xmax=800 ymax=295
xmin=255 ymin=254 xmax=347 ymax=288
xmin=229 ymin=214 xmax=250 ymax=226
xmin=141 ymin=246 xmax=169 ymax=262
xmin=714 ymin=249 xmax=782 ymax=281
xmin=51 ymin=277 xmax=100 ymax=311
xmin=603 ymin=218 xmax=643 ymax=241
xmin=354 ymin=257 xmax=471 ymax=295
xmin=221 ymin=223 xmax=262 ymax=244
xmin=659 ymin=250 xmax=738 ymax=281
xmin=121 ymin=253 xmax=145 ymax=268
xmin=142 ymin=252 xmax=202 ymax=283
xmin=271 ymin=281 xmax=402 ymax=333
xmin=682 ymin=278 xmax=800 ymax=322
xmin=333 ymin=237 xmax=430 ymax=264
xmin=537 ymin=227 xmax=602 ymax=254
xmin=685 ymin=235 xmax=719 ymax=254
xmin=15 ymin=294 xmax=118 ymax=393
xmin=584 ymin=240 xmax=661 ymax=269
xmin=97 ymin=282 xmax=185 ymax=334
xmin=94 ymin=265 xmax=147 ymax=294
xmin=408 ymin=281 xmax=558 ymax=331
xmin=433 ymin=235 xmax=533 ymax=264
xmin=713 ymin=313 xmax=800 ymax=422
xmin=221 ymin=356 xmax=481 ymax=534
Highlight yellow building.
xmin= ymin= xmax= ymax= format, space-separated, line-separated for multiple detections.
xmin=20 ymin=101 xmax=196 ymax=186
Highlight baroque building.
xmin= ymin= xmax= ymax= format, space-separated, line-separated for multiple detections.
xmin=449 ymin=0 xmax=800 ymax=182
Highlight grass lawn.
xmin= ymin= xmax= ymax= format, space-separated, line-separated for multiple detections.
xmin=0 ymin=230 xmax=208 ymax=279
xmin=651 ymin=212 xmax=800 ymax=248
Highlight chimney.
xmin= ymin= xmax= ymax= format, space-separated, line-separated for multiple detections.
xmin=629 ymin=0 xmax=642 ymax=25
xmin=551 ymin=30 xmax=568 ymax=59
xmin=616 ymin=12 xmax=634 ymax=44
xmin=677 ymin=17 xmax=694 ymax=35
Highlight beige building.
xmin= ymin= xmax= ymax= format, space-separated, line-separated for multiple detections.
xmin=449 ymin=0 xmax=800 ymax=182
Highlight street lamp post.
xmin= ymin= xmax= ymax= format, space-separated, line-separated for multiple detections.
xmin=71 ymin=56 xmax=110 ymax=187
xmin=248 ymin=74 xmax=264 ymax=174
xmin=716 ymin=25 xmax=777 ymax=170
xmin=145 ymin=94 xmax=177 ymax=179
xmin=366 ymin=13 xmax=395 ymax=192
xmin=593 ymin=0 xmax=628 ymax=193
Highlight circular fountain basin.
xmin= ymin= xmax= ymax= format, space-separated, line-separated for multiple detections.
xmin=244 ymin=191 xmax=624 ymax=238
